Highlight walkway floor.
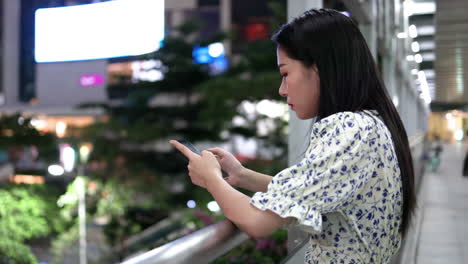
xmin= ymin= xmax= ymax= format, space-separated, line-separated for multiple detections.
xmin=416 ymin=142 xmax=468 ymax=264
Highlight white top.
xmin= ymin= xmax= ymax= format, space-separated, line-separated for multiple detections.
xmin=251 ymin=111 xmax=403 ymax=263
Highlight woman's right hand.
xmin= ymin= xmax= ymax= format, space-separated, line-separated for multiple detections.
xmin=207 ymin=148 xmax=244 ymax=187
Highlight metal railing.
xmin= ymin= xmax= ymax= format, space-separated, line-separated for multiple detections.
xmin=120 ymin=219 xmax=248 ymax=264
xmin=115 ymin=211 xmax=185 ymax=259
xmin=391 ymin=133 xmax=428 ymax=264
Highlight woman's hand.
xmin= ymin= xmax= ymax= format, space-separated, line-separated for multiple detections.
xmin=170 ymin=140 xmax=222 ymax=188
xmin=207 ymin=148 xmax=245 ymax=187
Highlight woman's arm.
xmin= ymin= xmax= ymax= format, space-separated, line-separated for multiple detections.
xmin=208 ymin=147 xmax=273 ymax=193
xmin=236 ymin=167 xmax=272 ymax=193
xmin=206 ymin=173 xmax=289 ymax=238
xmin=170 ymin=141 xmax=289 ymax=238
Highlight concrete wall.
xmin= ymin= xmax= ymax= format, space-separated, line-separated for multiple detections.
xmin=35 ymin=60 xmax=108 ymax=106
xmin=1 ymin=0 xmax=20 ymax=106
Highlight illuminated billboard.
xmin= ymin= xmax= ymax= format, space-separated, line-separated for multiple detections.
xmin=35 ymin=0 xmax=164 ymax=63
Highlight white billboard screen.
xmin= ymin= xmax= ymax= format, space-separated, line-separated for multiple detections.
xmin=35 ymin=0 xmax=164 ymax=63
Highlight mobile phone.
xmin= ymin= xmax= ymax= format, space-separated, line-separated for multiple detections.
xmin=177 ymin=140 xmax=229 ymax=179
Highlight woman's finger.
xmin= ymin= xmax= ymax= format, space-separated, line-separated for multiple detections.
xmin=170 ymin=140 xmax=199 ymax=161
xmin=207 ymin=147 xmax=225 ymax=156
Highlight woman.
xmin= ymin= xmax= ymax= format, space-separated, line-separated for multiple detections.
xmin=170 ymin=8 xmax=415 ymax=263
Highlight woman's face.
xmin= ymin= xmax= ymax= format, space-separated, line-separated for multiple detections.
xmin=277 ymin=47 xmax=320 ymax=120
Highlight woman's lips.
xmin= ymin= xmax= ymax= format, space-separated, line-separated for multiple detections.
xmin=288 ymin=104 xmax=294 ymax=109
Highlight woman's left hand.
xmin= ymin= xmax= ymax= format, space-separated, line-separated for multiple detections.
xmin=169 ymin=140 xmax=223 ymax=188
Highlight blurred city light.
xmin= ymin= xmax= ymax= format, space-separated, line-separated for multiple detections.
xmin=256 ymin=100 xmax=286 ymax=118
xmin=193 ymin=46 xmax=211 ymax=64
xmin=17 ymin=116 xmax=24 ymax=125
xmin=417 ymin=71 xmax=431 ymax=104
xmin=187 ymin=200 xmax=196 ymax=208
xmin=30 ymin=118 xmax=47 ymax=131
xmin=79 ymin=143 xmax=93 ymax=163
xmin=397 ymin=32 xmax=408 ymax=39
xmin=414 ymin=54 xmax=423 ymax=64
xmin=56 ymin=121 xmax=67 ymax=138
xmin=208 ymin=57 xmax=229 ymax=75
xmin=10 ymin=175 xmax=45 ymax=184
xmin=454 ymin=129 xmax=464 ymax=141
xmin=408 ymin=25 xmax=418 ymax=38
xmin=411 ymin=42 xmax=420 ymax=52
xmin=207 ymin=201 xmax=220 ymax=212
xmin=79 ymin=74 xmax=105 ymax=87
xmin=239 ymin=100 xmax=256 ymax=119
xmin=131 ymin=60 xmax=165 ymax=82
xmin=48 ymin=164 xmax=65 ymax=176
xmin=61 ymin=145 xmax=76 ymax=172
xmin=208 ymin=42 xmax=224 ymax=58
xmin=193 ymin=42 xmax=228 ymax=75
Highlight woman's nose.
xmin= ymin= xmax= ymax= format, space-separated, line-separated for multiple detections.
xmin=279 ymin=83 xmax=287 ymax=97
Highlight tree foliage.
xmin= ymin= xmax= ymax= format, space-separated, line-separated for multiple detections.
xmin=0 ymin=184 xmax=63 ymax=264
xmin=0 ymin=114 xmax=58 ymax=163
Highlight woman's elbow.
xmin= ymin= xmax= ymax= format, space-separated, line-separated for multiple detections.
xmin=238 ymin=221 xmax=276 ymax=239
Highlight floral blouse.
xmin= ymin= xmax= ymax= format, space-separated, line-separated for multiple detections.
xmin=251 ymin=111 xmax=403 ymax=264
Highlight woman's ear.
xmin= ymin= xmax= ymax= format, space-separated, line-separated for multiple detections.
xmin=312 ymin=64 xmax=319 ymax=73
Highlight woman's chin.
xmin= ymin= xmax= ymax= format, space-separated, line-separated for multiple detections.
xmin=295 ymin=113 xmax=307 ymax=120
xmin=295 ymin=112 xmax=316 ymax=120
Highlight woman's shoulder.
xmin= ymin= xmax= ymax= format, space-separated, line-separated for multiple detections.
xmin=311 ymin=110 xmax=382 ymax=137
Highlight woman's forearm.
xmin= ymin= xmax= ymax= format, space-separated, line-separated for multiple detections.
xmin=237 ymin=167 xmax=273 ymax=193
xmin=206 ymin=175 xmax=284 ymax=238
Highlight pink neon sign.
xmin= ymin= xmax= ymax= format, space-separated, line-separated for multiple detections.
xmin=80 ymin=74 xmax=105 ymax=87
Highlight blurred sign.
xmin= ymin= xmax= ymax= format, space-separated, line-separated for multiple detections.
xmin=80 ymin=74 xmax=105 ymax=87
xmin=9 ymin=174 xmax=45 ymax=185
xmin=245 ymin=23 xmax=268 ymax=41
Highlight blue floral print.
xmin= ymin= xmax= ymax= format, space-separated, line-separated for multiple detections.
xmin=251 ymin=111 xmax=402 ymax=263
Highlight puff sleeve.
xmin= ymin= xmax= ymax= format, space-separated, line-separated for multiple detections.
xmin=250 ymin=112 xmax=377 ymax=233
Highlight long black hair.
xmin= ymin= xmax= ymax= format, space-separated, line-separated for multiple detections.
xmin=272 ymin=8 xmax=416 ymax=238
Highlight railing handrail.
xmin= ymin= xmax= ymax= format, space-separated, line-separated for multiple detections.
xmin=117 ymin=211 xmax=185 ymax=256
xmin=119 ymin=219 xmax=248 ymax=264
xmin=409 ymin=133 xmax=426 ymax=149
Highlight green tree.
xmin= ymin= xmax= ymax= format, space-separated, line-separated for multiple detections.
xmin=0 ymin=184 xmax=63 ymax=264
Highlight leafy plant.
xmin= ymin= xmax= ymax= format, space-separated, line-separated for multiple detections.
xmin=0 ymin=184 xmax=63 ymax=264
xmin=0 ymin=240 xmax=37 ymax=264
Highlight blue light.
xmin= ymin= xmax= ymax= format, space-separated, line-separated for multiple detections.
xmin=193 ymin=42 xmax=226 ymax=64
xmin=193 ymin=43 xmax=228 ymax=75
xmin=209 ymin=56 xmax=229 ymax=75
xmin=193 ymin=46 xmax=212 ymax=64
